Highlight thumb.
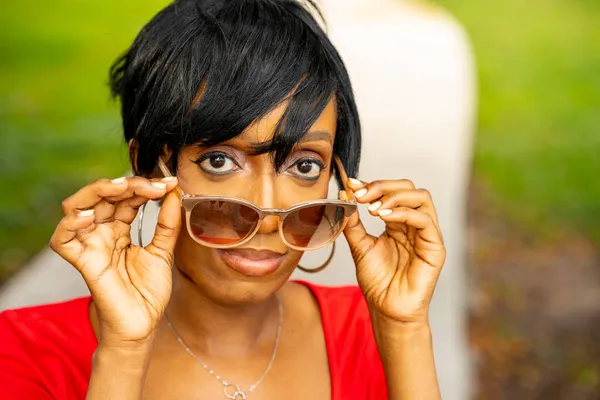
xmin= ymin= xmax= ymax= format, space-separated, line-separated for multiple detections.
xmin=146 ymin=188 xmax=182 ymax=261
xmin=343 ymin=204 xmax=376 ymax=262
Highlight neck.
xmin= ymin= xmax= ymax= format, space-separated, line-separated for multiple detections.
xmin=164 ymin=267 xmax=280 ymax=359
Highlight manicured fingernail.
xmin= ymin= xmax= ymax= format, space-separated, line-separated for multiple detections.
xmin=162 ymin=176 xmax=177 ymax=182
xmin=378 ymin=209 xmax=392 ymax=216
xmin=111 ymin=177 xmax=126 ymax=184
xmin=349 ymin=178 xmax=362 ymax=186
xmin=368 ymin=201 xmax=382 ymax=212
xmin=151 ymin=182 xmax=167 ymax=190
xmin=78 ymin=209 xmax=94 ymax=218
xmin=354 ymin=188 xmax=367 ymax=198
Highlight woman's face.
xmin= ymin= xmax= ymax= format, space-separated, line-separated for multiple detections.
xmin=171 ymin=99 xmax=337 ymax=304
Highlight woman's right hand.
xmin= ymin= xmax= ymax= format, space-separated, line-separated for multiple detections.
xmin=50 ymin=176 xmax=181 ymax=349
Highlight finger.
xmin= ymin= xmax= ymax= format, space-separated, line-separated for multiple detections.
xmin=346 ymin=178 xmax=366 ymax=197
xmin=367 ymin=189 xmax=440 ymax=227
xmin=94 ymin=177 xmax=178 ymax=223
xmin=348 ymin=179 xmax=416 ymax=204
xmin=112 ymin=195 xmax=152 ymax=225
xmin=61 ymin=178 xmax=129 ymax=215
xmin=92 ymin=197 xmax=120 ymax=224
xmin=104 ymin=176 xmax=177 ymax=203
xmin=347 ymin=178 xmax=367 ymax=190
xmin=343 ymin=208 xmax=377 ymax=264
xmin=49 ymin=210 xmax=95 ymax=264
xmin=145 ymin=189 xmax=182 ymax=263
xmin=377 ymin=207 xmax=443 ymax=247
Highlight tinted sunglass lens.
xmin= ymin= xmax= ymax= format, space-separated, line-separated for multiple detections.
xmin=189 ymin=200 xmax=259 ymax=245
xmin=282 ymin=204 xmax=345 ymax=249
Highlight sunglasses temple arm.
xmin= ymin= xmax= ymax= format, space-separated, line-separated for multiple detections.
xmin=333 ymin=155 xmax=355 ymax=200
xmin=157 ymin=157 xmax=173 ymax=178
xmin=157 ymin=157 xmax=186 ymax=198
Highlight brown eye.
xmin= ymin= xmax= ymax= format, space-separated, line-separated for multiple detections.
xmin=297 ymin=160 xmax=313 ymax=174
xmin=209 ymin=154 xmax=226 ymax=169
xmin=288 ymin=158 xmax=324 ymax=181
xmin=196 ymin=152 xmax=240 ymax=176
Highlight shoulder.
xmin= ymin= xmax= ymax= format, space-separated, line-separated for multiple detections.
xmin=0 ymin=296 xmax=95 ymax=345
xmin=290 ymin=281 xmax=387 ymax=397
xmin=0 ymin=296 xmax=96 ymax=369
xmin=300 ymin=281 xmax=366 ymax=311
xmin=0 ymin=297 xmax=96 ymax=398
xmin=291 ymin=280 xmax=373 ymax=338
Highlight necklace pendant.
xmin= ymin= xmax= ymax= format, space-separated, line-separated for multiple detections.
xmin=224 ymin=383 xmax=246 ymax=399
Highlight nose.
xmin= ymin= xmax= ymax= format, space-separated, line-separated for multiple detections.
xmin=257 ymin=214 xmax=280 ymax=234
xmin=249 ymin=175 xmax=280 ymax=235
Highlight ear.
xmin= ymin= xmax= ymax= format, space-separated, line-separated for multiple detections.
xmin=160 ymin=145 xmax=174 ymax=174
xmin=128 ymin=139 xmax=139 ymax=175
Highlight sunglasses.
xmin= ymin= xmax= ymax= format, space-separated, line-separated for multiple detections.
xmin=157 ymin=156 xmax=357 ymax=251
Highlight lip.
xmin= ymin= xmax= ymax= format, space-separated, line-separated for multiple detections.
xmin=217 ymin=248 xmax=287 ymax=277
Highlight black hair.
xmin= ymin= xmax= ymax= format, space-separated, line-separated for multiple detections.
xmin=109 ymin=0 xmax=361 ymax=184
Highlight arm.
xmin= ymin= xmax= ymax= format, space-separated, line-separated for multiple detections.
xmin=49 ymin=175 xmax=182 ymax=399
xmin=87 ymin=342 xmax=154 ymax=400
xmin=372 ymin=316 xmax=441 ymax=400
xmin=342 ymin=178 xmax=446 ymax=399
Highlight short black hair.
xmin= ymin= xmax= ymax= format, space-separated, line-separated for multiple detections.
xmin=109 ymin=0 xmax=361 ymax=184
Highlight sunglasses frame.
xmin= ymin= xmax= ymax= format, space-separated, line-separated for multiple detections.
xmin=157 ymin=155 xmax=357 ymax=251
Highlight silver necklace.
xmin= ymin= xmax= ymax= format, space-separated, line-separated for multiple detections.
xmin=164 ymin=295 xmax=283 ymax=400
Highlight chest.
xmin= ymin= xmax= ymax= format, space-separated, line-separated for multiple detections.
xmin=141 ymin=331 xmax=331 ymax=400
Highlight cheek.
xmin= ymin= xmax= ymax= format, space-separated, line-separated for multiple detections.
xmin=174 ymin=209 xmax=216 ymax=268
xmin=175 ymin=223 xmax=212 ymax=262
xmin=276 ymin=176 xmax=332 ymax=204
xmin=180 ymin=173 xmax=252 ymax=197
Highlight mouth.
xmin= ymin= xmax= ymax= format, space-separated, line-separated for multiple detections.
xmin=217 ymin=248 xmax=287 ymax=277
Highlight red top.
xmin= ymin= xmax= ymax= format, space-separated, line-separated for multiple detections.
xmin=0 ymin=281 xmax=387 ymax=399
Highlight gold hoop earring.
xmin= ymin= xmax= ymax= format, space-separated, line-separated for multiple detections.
xmin=297 ymin=242 xmax=336 ymax=273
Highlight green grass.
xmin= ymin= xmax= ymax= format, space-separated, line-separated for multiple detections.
xmin=436 ymin=0 xmax=600 ymax=241
xmin=0 ymin=0 xmax=171 ymax=281
xmin=1 ymin=0 xmax=599 ymax=282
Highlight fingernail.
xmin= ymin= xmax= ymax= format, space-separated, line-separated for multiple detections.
xmin=162 ymin=176 xmax=177 ymax=182
xmin=354 ymin=188 xmax=367 ymax=198
xmin=378 ymin=209 xmax=392 ymax=216
xmin=368 ymin=201 xmax=382 ymax=212
xmin=78 ymin=209 xmax=95 ymax=218
xmin=151 ymin=182 xmax=167 ymax=190
xmin=349 ymin=178 xmax=362 ymax=186
xmin=111 ymin=177 xmax=126 ymax=184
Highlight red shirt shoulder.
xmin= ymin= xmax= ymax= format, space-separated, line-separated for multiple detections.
xmin=0 ymin=297 xmax=96 ymax=399
xmin=298 ymin=281 xmax=388 ymax=400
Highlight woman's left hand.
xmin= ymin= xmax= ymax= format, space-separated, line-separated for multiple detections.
xmin=343 ymin=178 xmax=446 ymax=326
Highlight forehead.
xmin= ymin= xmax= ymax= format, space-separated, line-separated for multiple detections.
xmin=236 ymin=97 xmax=337 ymax=145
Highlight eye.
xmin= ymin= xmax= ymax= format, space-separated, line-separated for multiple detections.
xmin=195 ymin=152 xmax=240 ymax=176
xmin=287 ymin=158 xmax=325 ymax=181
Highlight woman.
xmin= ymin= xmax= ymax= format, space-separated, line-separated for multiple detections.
xmin=0 ymin=0 xmax=445 ymax=398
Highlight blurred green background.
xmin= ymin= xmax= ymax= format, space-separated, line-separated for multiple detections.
xmin=0 ymin=0 xmax=168 ymax=280
xmin=437 ymin=0 xmax=600 ymax=242
xmin=0 ymin=0 xmax=599 ymax=396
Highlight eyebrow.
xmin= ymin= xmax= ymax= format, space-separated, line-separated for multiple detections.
xmin=244 ymin=130 xmax=333 ymax=147
xmin=224 ymin=129 xmax=334 ymax=155
xmin=299 ymin=130 xmax=334 ymax=143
